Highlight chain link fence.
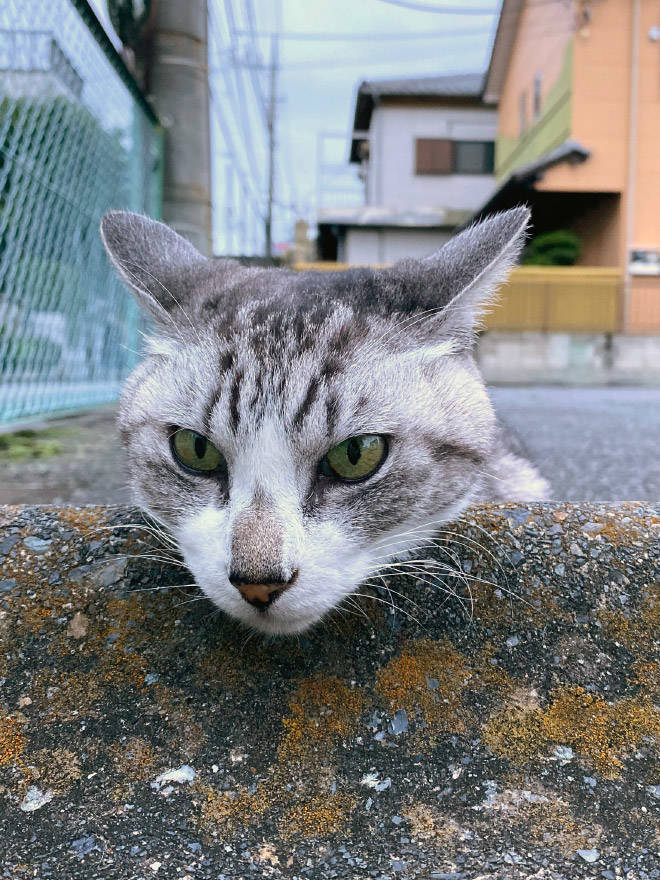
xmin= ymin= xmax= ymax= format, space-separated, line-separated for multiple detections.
xmin=0 ymin=0 xmax=162 ymax=425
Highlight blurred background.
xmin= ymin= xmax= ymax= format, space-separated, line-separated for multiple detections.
xmin=0 ymin=0 xmax=658 ymax=505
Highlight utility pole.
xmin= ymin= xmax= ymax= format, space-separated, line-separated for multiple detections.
xmin=265 ymin=34 xmax=278 ymax=258
xmin=149 ymin=0 xmax=212 ymax=255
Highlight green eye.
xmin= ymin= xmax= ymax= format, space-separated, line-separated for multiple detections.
xmin=320 ymin=435 xmax=387 ymax=482
xmin=171 ymin=429 xmax=226 ymax=474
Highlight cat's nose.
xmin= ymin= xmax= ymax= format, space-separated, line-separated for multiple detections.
xmin=228 ymin=570 xmax=299 ymax=610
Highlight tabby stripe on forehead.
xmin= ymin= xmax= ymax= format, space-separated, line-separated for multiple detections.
xmin=203 ymin=387 xmax=222 ymax=434
xmin=228 ymin=369 xmax=243 ymax=432
xmin=291 ymin=377 xmax=319 ymax=430
xmin=203 ymin=350 xmax=236 ymax=433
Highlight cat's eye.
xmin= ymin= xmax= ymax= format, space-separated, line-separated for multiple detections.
xmin=320 ymin=434 xmax=387 ymax=482
xmin=171 ymin=428 xmax=226 ymax=474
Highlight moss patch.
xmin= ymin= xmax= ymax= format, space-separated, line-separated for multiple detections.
xmin=279 ymin=675 xmax=365 ymax=767
xmin=483 ymin=686 xmax=659 ymax=776
xmin=0 ymin=427 xmax=75 ymax=461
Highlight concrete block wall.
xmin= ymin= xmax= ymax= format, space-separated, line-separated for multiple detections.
xmin=478 ymin=331 xmax=660 ymax=384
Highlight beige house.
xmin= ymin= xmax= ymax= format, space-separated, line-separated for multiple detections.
xmin=317 ymin=73 xmax=497 ymax=263
xmin=476 ymin=0 xmax=660 ymax=332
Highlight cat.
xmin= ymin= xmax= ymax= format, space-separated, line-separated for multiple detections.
xmin=101 ymin=206 xmax=549 ymax=636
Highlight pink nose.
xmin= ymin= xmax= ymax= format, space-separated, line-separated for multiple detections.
xmin=229 ymin=571 xmax=298 ymax=609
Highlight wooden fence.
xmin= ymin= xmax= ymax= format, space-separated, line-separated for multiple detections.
xmin=293 ymin=263 xmax=623 ymax=333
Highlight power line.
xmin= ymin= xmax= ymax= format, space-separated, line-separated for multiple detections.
xmin=228 ymin=49 xmax=490 ymax=72
xmin=242 ymin=0 xmax=300 ymax=215
xmin=233 ymin=27 xmax=494 ymax=40
xmin=373 ymin=0 xmax=497 ymax=13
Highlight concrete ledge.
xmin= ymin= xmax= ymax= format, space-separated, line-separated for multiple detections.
xmin=0 ymin=504 xmax=658 ymax=878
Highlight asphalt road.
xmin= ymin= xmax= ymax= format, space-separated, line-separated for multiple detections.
xmin=0 ymin=388 xmax=658 ymax=505
xmin=491 ymin=386 xmax=660 ymax=502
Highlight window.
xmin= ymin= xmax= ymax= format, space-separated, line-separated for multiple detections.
xmin=533 ymin=73 xmax=542 ymax=119
xmin=415 ymin=138 xmax=453 ymax=175
xmin=519 ymin=90 xmax=528 ymax=134
xmin=415 ymin=138 xmax=494 ymax=175
xmin=454 ymin=140 xmax=495 ymax=174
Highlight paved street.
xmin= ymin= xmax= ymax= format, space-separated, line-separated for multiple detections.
xmin=0 ymin=388 xmax=658 ymax=506
xmin=491 ymin=386 xmax=660 ymax=501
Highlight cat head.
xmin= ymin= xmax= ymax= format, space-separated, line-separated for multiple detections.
xmin=101 ymin=207 xmax=529 ymax=635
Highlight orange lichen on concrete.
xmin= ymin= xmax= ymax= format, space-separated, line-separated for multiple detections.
xmin=483 ymin=686 xmax=659 ymax=776
xmin=482 ymin=705 xmax=546 ymax=765
xmin=110 ymin=737 xmax=159 ymax=781
xmin=200 ymin=676 xmax=364 ymax=839
xmin=630 ymin=660 xmax=660 ymax=700
xmin=96 ymin=595 xmax=149 ymax=687
xmin=57 ymin=506 xmax=110 ymax=535
xmin=599 ymin=587 xmax=659 ymax=652
xmin=488 ymin=797 xmax=602 ymax=856
xmin=279 ymin=792 xmax=356 ymax=839
xmin=197 ymin=781 xmax=269 ymax=834
xmin=33 ymin=669 xmax=103 ymax=722
xmin=404 ymin=803 xmax=466 ymax=845
xmin=278 ymin=676 xmax=365 ymax=766
xmin=24 ymin=748 xmax=82 ymax=793
xmin=375 ymin=639 xmax=473 ymax=736
xmin=0 ymin=716 xmax=25 ymax=768
xmin=582 ymin=507 xmax=659 ymax=546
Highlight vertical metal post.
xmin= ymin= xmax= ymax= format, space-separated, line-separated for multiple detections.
xmin=265 ymin=34 xmax=278 ymax=258
xmin=149 ymin=0 xmax=212 ymax=255
xmin=624 ymin=0 xmax=641 ymax=332
xmin=225 ymin=162 xmax=235 ymax=256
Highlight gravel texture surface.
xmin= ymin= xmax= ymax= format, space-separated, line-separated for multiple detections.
xmin=0 ymin=503 xmax=657 ymax=879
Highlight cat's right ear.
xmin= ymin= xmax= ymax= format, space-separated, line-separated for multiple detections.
xmin=100 ymin=210 xmax=208 ymax=327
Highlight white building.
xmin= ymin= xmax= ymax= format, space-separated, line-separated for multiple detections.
xmin=318 ymin=73 xmax=497 ymax=264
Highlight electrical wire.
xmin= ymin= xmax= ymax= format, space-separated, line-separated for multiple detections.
xmin=233 ymin=27 xmax=495 ymax=40
xmin=374 ymin=0 xmax=496 ymax=13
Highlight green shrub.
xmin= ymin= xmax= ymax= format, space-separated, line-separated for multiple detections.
xmin=523 ymin=230 xmax=582 ymax=266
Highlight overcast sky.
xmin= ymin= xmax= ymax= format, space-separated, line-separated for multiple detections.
xmin=93 ymin=0 xmax=499 ymax=252
xmin=265 ymin=0 xmax=499 ymax=230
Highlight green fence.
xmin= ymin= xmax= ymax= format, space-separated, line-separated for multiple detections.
xmin=0 ymin=0 xmax=162 ymax=426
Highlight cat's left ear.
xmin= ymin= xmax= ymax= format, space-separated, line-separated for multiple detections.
xmin=385 ymin=206 xmax=530 ymax=346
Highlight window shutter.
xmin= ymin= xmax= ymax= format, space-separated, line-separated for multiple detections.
xmin=415 ymin=138 xmax=452 ymax=175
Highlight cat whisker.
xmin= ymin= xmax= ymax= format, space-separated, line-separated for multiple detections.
xmin=368 ymin=567 xmax=472 ymax=618
xmin=352 ymin=589 xmax=429 ymax=633
xmin=173 ymin=594 xmax=210 ymax=608
xmin=116 ymin=552 xmax=189 ymax=569
xmin=127 ymin=582 xmax=198 ymax=594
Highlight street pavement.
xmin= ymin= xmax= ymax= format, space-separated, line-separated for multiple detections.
xmin=491 ymin=386 xmax=660 ymax=501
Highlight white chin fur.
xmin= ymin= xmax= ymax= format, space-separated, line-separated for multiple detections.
xmin=175 ymin=505 xmax=373 ymax=636
xmin=174 ymin=494 xmax=474 ymax=636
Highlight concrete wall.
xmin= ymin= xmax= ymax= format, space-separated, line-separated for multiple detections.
xmin=344 ymin=227 xmax=452 ymax=264
xmin=1 ymin=502 xmax=657 ymax=874
xmin=366 ymin=102 xmax=497 ymax=210
xmin=478 ymin=331 xmax=660 ymax=385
